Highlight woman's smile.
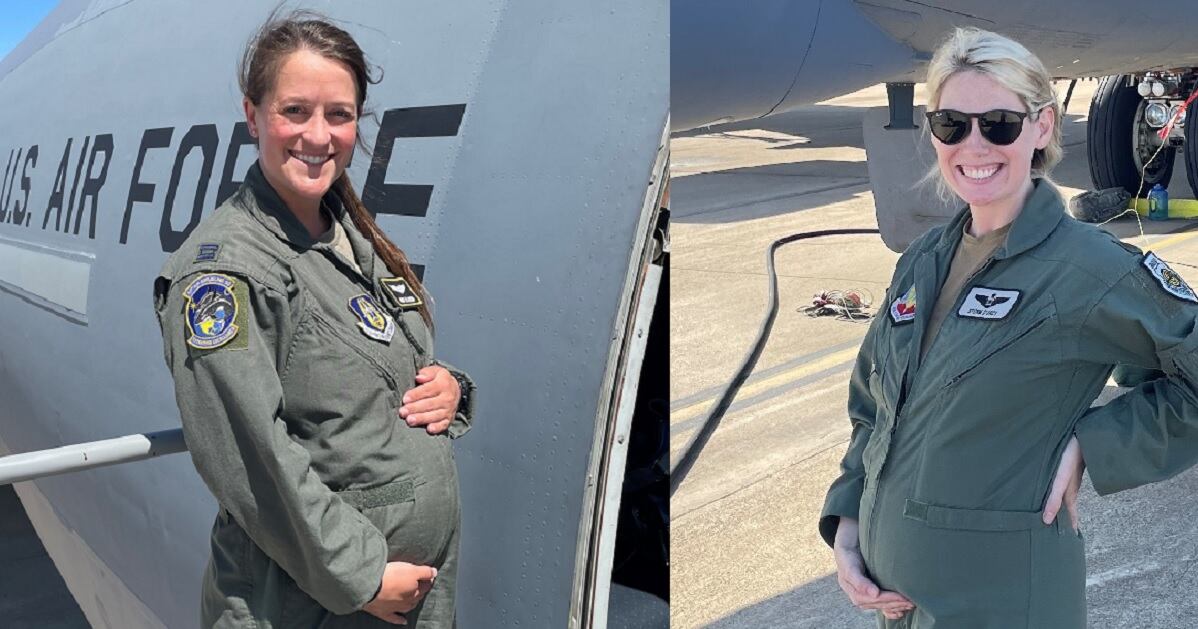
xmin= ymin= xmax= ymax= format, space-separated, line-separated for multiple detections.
xmin=290 ymin=150 xmax=334 ymax=166
xmin=958 ymin=163 xmax=1001 ymax=181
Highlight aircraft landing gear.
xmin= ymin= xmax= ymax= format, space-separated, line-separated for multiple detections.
xmin=1184 ymin=103 xmax=1198 ymax=196
xmin=1088 ymin=74 xmax=1176 ymax=196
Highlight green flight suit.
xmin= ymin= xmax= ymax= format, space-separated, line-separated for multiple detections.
xmin=154 ymin=162 xmax=476 ymax=628
xmin=820 ymin=179 xmax=1198 ymax=628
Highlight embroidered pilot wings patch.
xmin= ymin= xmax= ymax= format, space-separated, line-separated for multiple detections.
xmin=958 ymin=287 xmax=1021 ymax=320
xmin=380 ymin=277 xmax=424 ymax=310
xmin=1143 ymin=252 xmax=1198 ymax=303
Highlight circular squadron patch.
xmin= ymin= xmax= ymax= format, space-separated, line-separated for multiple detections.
xmin=1143 ymin=252 xmax=1198 ymax=303
xmin=184 ymin=274 xmax=240 ymax=349
xmin=348 ymin=294 xmax=395 ymax=343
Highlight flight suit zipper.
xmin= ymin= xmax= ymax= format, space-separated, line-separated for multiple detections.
xmin=867 ymin=252 xmax=998 ymax=556
xmin=898 ymin=250 xmax=993 ymax=427
xmin=967 ymin=255 xmax=996 ymax=285
xmin=916 ymin=253 xmax=997 ymax=361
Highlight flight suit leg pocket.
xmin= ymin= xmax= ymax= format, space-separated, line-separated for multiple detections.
xmin=208 ymin=512 xmax=253 ymax=587
xmin=895 ymin=499 xmax=1035 ymax=622
xmin=201 ymin=514 xmax=259 ymax=628
xmin=1028 ymin=513 xmax=1086 ymax=628
xmin=341 ymin=477 xmax=455 ymax=568
xmin=901 ymin=499 xmax=1044 ymax=532
xmin=231 ymin=529 xmax=321 ymax=627
xmin=279 ymin=572 xmax=330 ymax=628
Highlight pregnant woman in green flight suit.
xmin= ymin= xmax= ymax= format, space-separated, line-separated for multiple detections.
xmin=155 ymin=13 xmax=476 ymax=628
xmin=821 ymin=28 xmax=1198 ymax=628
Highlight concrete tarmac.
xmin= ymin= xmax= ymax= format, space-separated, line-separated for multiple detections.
xmin=670 ymin=81 xmax=1198 ymax=628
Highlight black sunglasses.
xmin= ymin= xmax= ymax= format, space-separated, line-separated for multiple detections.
xmin=924 ymin=109 xmax=1034 ymax=146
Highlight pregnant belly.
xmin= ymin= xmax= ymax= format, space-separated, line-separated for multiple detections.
xmin=345 ymin=468 xmax=460 ymax=567
xmin=863 ymin=488 xmax=1085 ymax=627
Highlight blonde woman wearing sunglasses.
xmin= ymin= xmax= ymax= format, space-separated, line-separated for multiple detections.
xmin=819 ymin=27 xmax=1198 ymax=628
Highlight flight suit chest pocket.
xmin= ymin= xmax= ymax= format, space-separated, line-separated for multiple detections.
xmin=942 ymin=298 xmax=1058 ymax=390
xmin=282 ymin=309 xmax=416 ymax=423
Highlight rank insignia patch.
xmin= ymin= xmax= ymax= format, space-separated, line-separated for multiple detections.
xmin=958 ymin=287 xmax=1021 ymax=320
xmin=889 ymin=285 xmax=917 ymax=324
xmin=1143 ymin=252 xmax=1198 ymax=303
xmin=349 ymin=294 xmax=395 ymax=343
xmin=380 ymin=277 xmax=424 ymax=310
xmin=184 ymin=274 xmax=240 ymax=349
xmin=194 ymin=243 xmax=220 ymax=263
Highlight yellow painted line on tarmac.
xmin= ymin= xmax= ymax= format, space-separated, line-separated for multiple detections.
xmin=670 ymin=346 xmax=860 ymax=421
xmin=1147 ymin=229 xmax=1198 ymax=254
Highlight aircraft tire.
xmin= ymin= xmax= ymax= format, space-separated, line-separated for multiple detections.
xmin=1184 ymin=104 xmax=1198 ymax=196
xmin=1088 ymin=74 xmax=1175 ymax=196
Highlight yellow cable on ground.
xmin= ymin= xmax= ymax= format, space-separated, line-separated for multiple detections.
xmin=1130 ymin=197 xmax=1198 ymax=219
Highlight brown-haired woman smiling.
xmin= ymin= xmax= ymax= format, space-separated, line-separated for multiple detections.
xmin=154 ymin=13 xmax=474 ymax=628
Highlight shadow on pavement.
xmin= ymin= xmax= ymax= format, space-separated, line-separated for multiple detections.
xmin=673 ymin=105 xmax=868 ymax=150
xmin=704 ymin=573 xmax=873 ymax=629
xmin=673 ymin=160 xmax=869 ymax=224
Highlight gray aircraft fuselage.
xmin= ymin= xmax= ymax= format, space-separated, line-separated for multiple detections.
xmin=0 ymin=1 xmax=669 ymax=627
xmin=672 ymin=0 xmax=1198 ymax=131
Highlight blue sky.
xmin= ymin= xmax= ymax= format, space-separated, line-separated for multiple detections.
xmin=0 ymin=1 xmax=59 ymax=61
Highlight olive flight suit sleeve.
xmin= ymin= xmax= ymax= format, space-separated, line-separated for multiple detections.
xmin=156 ymin=270 xmax=388 ymax=615
xmin=433 ymin=359 xmax=476 ymax=438
xmin=1074 ymin=261 xmax=1198 ymax=496
xmin=818 ymin=310 xmax=885 ymax=548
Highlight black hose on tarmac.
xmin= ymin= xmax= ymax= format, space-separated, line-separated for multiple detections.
xmin=669 ymin=228 xmax=881 ymax=498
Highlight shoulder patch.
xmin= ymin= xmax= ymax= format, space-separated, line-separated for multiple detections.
xmin=889 ymin=285 xmax=917 ymax=325
xmin=183 ymin=274 xmax=245 ymax=350
xmin=195 ymin=243 xmax=221 ymax=263
xmin=349 ymin=294 xmax=395 ymax=343
xmin=380 ymin=277 xmax=424 ymax=310
xmin=1142 ymin=252 xmax=1198 ymax=303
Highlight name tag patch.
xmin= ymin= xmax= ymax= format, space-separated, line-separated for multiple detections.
xmin=1143 ymin=252 xmax=1198 ymax=303
xmin=958 ymin=287 xmax=1021 ymax=320
xmin=889 ymin=285 xmax=917 ymax=325
xmin=349 ymin=294 xmax=395 ymax=343
xmin=380 ymin=277 xmax=424 ymax=310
